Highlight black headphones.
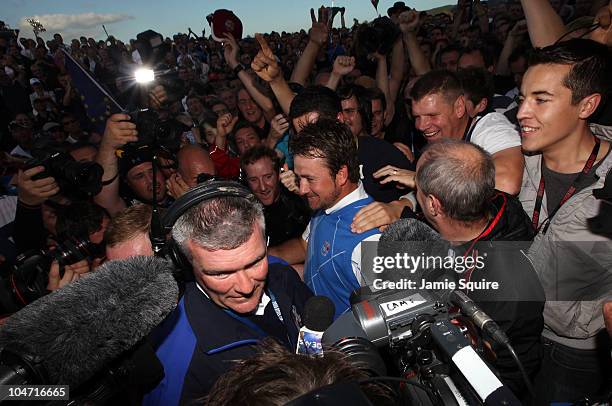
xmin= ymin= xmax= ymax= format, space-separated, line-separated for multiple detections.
xmin=159 ymin=180 xmax=257 ymax=273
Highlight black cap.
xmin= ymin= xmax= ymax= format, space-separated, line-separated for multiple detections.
xmin=387 ymin=1 xmax=410 ymax=17
xmin=117 ymin=144 xmax=154 ymax=177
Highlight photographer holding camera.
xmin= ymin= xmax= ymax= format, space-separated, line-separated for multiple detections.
xmin=93 ymin=112 xmax=170 ymax=217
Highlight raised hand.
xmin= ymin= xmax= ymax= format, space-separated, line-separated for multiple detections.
xmin=309 ymin=6 xmax=330 ymax=46
xmin=166 ymin=173 xmax=190 ymax=199
xmin=17 ymin=166 xmax=60 ymax=206
xmin=251 ymin=33 xmax=281 ymax=83
xmin=222 ymin=32 xmax=240 ymax=69
xmin=216 ymin=113 xmax=239 ymax=149
xmin=399 ymin=9 xmax=420 ymax=34
xmin=332 ymin=55 xmax=356 ymax=76
xmin=101 ymin=113 xmax=138 ymax=149
xmin=279 ymin=163 xmax=299 ymax=193
xmin=270 ymin=114 xmax=290 ymax=139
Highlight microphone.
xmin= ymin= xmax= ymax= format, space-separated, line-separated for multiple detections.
xmin=449 ymin=290 xmax=509 ymax=345
xmin=0 ymin=256 xmax=179 ymax=389
xmin=296 ymin=296 xmax=335 ymax=355
xmin=430 ymin=319 xmax=520 ymax=405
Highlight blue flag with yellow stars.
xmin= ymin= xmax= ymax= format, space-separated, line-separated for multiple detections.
xmin=61 ymin=49 xmax=123 ymax=134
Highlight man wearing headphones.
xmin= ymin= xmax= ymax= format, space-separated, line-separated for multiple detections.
xmin=143 ymin=184 xmax=312 ymax=405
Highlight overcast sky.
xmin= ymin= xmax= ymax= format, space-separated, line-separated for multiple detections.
xmin=4 ymin=0 xmax=452 ymax=43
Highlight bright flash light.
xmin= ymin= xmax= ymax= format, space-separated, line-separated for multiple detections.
xmin=134 ymin=68 xmax=155 ymax=84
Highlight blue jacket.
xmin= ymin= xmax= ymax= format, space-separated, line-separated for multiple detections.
xmin=304 ymin=196 xmax=379 ymax=319
xmin=142 ymin=260 xmax=312 ymax=405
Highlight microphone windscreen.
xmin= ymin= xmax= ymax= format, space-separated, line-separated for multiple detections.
xmin=377 ymin=219 xmax=445 ymax=282
xmin=380 ymin=218 xmax=440 ymax=244
xmin=303 ymin=296 xmax=335 ymax=332
xmin=0 ymin=256 xmax=179 ymax=388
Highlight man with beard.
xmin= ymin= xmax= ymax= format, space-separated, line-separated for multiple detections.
xmin=270 ymin=119 xmax=380 ymax=318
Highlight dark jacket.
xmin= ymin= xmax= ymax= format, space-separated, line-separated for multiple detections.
xmin=452 ymin=192 xmax=544 ymax=395
xmin=143 ymin=261 xmax=312 ymax=406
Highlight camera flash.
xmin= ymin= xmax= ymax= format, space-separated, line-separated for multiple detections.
xmin=134 ymin=68 xmax=155 ymax=84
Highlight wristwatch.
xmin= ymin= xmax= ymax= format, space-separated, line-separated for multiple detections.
xmin=233 ymin=64 xmax=245 ymax=76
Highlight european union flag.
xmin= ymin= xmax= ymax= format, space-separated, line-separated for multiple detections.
xmin=62 ymin=49 xmax=123 ymax=134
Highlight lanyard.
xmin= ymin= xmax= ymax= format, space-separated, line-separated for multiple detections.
xmin=531 ymin=137 xmax=600 ymax=233
xmin=462 ymin=192 xmax=507 ymax=283
xmin=462 ymin=117 xmax=480 ymax=143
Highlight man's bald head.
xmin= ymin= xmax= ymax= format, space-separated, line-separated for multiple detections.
xmin=177 ymin=144 xmax=216 ymax=187
xmin=416 ymin=140 xmax=495 ymax=223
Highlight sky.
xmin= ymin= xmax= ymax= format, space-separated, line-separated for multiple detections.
xmin=3 ymin=0 xmax=452 ymax=43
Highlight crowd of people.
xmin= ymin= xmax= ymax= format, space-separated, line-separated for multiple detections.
xmin=0 ymin=0 xmax=611 ymax=404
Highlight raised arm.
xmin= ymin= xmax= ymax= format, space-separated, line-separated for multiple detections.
xmin=399 ymin=10 xmax=431 ymax=76
xmin=520 ymin=0 xmax=566 ymax=47
xmin=290 ymin=7 xmax=329 ymax=86
xmin=223 ymin=33 xmax=276 ymax=121
xmin=326 ymin=55 xmax=355 ymax=91
xmin=388 ymin=37 xmax=404 ymax=105
xmin=496 ymin=20 xmax=527 ymax=76
xmin=94 ymin=114 xmax=138 ymax=217
xmin=251 ymin=34 xmax=295 ymax=115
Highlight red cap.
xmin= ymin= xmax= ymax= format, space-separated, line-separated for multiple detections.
xmin=206 ymin=9 xmax=243 ymax=42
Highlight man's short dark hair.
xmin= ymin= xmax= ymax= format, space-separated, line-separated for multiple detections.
xmin=289 ymin=118 xmax=359 ymax=183
xmin=410 ymin=70 xmax=463 ymax=104
xmin=416 ymin=140 xmax=495 ymax=223
xmin=56 ymin=201 xmax=109 ymax=241
xmin=459 ymin=46 xmax=496 ymax=69
xmin=366 ymin=87 xmax=387 ymax=112
xmin=528 ymin=39 xmax=612 ymax=106
xmin=435 ymin=44 xmax=463 ymax=67
xmin=288 ymin=85 xmax=341 ymax=121
xmin=337 ymin=84 xmax=372 ymax=135
xmin=204 ymin=339 xmax=395 ymax=406
xmin=457 ymin=67 xmax=494 ymax=106
xmin=240 ymin=145 xmax=281 ymax=174
xmin=232 ymin=120 xmax=261 ymax=140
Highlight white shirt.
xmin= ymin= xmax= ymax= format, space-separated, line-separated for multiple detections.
xmin=469 ymin=112 xmax=521 ymax=155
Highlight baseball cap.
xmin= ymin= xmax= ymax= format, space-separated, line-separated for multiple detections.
xmin=207 ymin=9 xmax=243 ymax=42
xmin=29 ymin=77 xmax=41 ymax=86
xmin=117 ymin=144 xmax=154 ymax=176
xmin=42 ymin=122 xmax=61 ymax=132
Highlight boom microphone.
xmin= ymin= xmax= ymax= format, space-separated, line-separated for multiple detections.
xmin=0 ymin=256 xmax=179 ymax=389
xmin=449 ymin=290 xmax=509 ymax=345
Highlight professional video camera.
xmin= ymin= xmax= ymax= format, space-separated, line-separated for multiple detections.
xmin=0 ymin=237 xmax=104 ymax=314
xmin=324 ymin=288 xmax=524 ymax=405
xmin=25 ymin=146 xmax=104 ymax=198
